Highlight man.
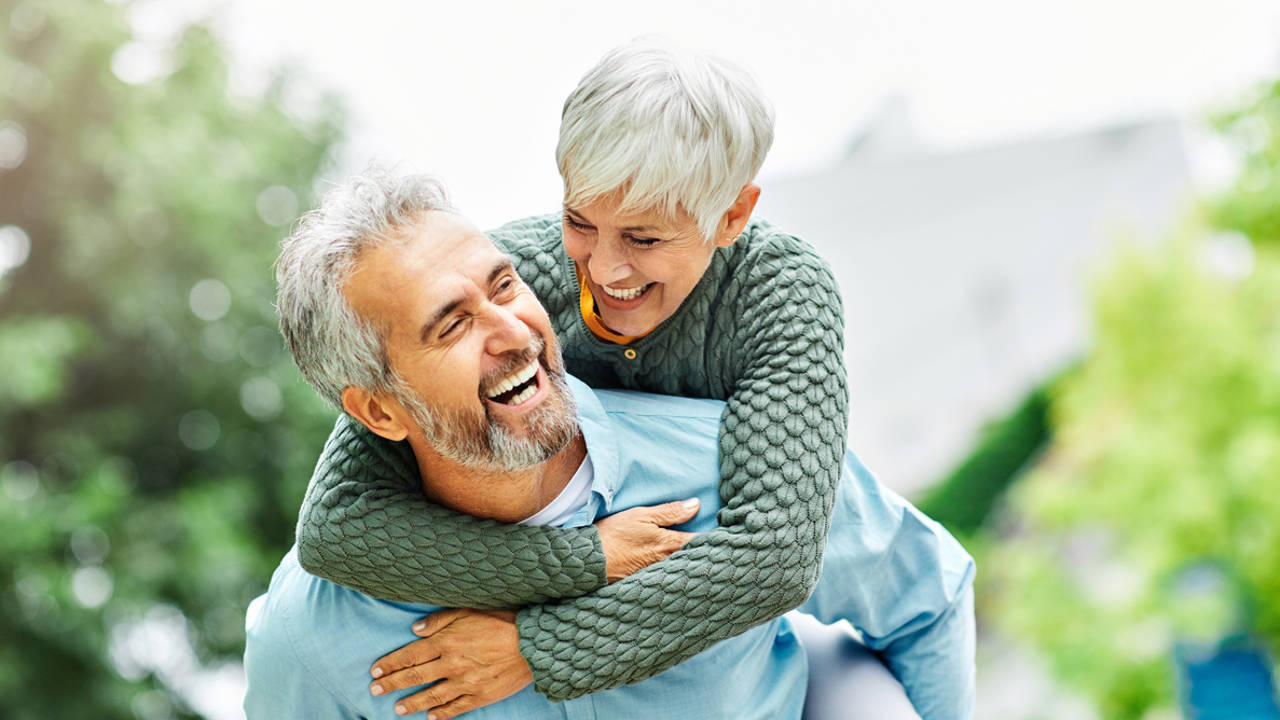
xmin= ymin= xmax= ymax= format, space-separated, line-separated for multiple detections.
xmin=245 ymin=169 xmax=975 ymax=719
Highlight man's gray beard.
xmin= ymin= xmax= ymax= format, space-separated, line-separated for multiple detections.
xmin=393 ymin=343 xmax=579 ymax=472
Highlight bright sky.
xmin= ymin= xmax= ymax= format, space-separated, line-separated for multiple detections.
xmin=176 ymin=0 xmax=1280 ymax=229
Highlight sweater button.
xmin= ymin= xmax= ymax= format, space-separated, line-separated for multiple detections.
xmin=624 ymin=348 xmax=637 ymax=360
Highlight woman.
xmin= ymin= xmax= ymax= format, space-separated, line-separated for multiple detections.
xmin=296 ymin=39 xmax=848 ymax=714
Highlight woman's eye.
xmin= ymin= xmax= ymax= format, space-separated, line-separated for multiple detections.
xmin=627 ymin=235 xmax=659 ymax=247
xmin=563 ymin=215 xmax=591 ymax=231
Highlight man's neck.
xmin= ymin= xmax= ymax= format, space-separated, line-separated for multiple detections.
xmin=406 ymin=432 xmax=588 ymax=524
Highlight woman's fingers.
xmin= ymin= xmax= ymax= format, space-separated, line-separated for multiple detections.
xmin=372 ymin=655 xmax=448 ymax=695
xmin=421 ymin=693 xmax=483 ymax=720
xmin=644 ymin=497 xmax=700 ymax=526
xmin=372 ymin=636 xmax=443 ymax=681
xmin=412 ymin=607 xmax=466 ymax=638
xmin=595 ymin=499 xmax=701 ymax=582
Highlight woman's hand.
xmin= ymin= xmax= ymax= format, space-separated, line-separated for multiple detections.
xmin=594 ymin=498 xmax=700 ymax=582
xmin=369 ymin=608 xmax=531 ymax=718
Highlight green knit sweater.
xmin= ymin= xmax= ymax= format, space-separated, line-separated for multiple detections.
xmin=295 ymin=213 xmax=848 ymax=701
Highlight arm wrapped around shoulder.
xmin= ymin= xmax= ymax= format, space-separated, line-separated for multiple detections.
xmin=295 ymin=414 xmax=608 ymax=607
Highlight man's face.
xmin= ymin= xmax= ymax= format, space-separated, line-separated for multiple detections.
xmin=343 ymin=211 xmax=576 ymax=470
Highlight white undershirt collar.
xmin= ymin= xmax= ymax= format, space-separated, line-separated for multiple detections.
xmin=519 ymin=453 xmax=594 ymax=527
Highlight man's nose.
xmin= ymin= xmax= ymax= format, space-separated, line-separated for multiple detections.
xmin=587 ymin=237 xmax=635 ymax=286
xmin=483 ymin=303 xmax=532 ymax=355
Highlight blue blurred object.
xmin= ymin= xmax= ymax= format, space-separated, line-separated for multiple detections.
xmin=1176 ymin=635 xmax=1280 ymax=719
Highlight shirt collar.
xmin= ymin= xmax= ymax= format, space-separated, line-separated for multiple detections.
xmin=566 ymin=374 xmax=621 ymax=511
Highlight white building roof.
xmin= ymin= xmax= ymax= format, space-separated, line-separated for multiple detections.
xmin=756 ymin=113 xmax=1192 ymax=495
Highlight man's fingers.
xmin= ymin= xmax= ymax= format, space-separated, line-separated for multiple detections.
xmin=647 ymin=497 xmax=700 ymax=526
xmin=391 ymin=680 xmax=462 ymax=716
xmin=372 ymin=637 xmax=442 ymax=679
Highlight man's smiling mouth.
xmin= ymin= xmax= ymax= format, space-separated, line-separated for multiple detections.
xmin=484 ymin=358 xmax=540 ymax=406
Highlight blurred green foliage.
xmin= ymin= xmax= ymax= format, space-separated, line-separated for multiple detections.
xmin=917 ymin=382 xmax=1052 ymax=535
xmin=975 ymin=78 xmax=1280 ymax=718
xmin=1212 ymin=76 xmax=1280 ymax=247
xmin=0 ymin=1 xmax=342 ymax=717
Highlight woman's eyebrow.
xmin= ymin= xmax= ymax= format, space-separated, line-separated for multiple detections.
xmin=563 ymin=207 xmax=660 ymax=233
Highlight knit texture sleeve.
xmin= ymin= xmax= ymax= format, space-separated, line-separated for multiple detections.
xmin=516 ymin=236 xmax=849 ymax=700
xmin=294 ymin=414 xmax=607 ymax=607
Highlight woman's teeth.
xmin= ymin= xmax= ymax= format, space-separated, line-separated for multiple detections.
xmin=601 ymin=283 xmax=650 ymax=300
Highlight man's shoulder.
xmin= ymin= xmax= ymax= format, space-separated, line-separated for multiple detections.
xmin=245 ymin=549 xmax=327 ymax=657
xmin=593 ymin=387 xmax=726 ymax=422
xmin=244 ymin=548 xmax=441 ymax=717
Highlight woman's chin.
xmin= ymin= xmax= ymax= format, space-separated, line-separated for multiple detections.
xmin=600 ymin=307 xmax=660 ymax=337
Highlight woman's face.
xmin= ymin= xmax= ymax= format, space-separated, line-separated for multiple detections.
xmin=561 ymin=195 xmax=737 ymax=337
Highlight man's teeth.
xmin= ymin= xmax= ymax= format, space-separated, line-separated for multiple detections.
xmin=507 ymin=384 xmax=537 ymax=406
xmin=601 ymin=283 xmax=648 ymax=301
xmin=486 ymin=359 xmax=539 ymax=399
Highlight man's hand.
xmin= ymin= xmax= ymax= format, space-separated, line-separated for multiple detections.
xmin=369 ymin=608 xmax=531 ymax=719
xmin=594 ymin=498 xmax=700 ymax=582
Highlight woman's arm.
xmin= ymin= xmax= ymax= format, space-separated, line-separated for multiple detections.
xmin=295 ymin=413 xmax=698 ymax=607
xmin=517 ymin=243 xmax=849 ymax=699
xmin=295 ymin=414 xmax=608 ymax=607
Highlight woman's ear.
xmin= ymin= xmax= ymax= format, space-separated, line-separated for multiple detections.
xmin=716 ymin=183 xmax=761 ymax=247
xmin=341 ymin=386 xmax=410 ymax=442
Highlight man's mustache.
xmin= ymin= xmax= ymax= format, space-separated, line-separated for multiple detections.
xmin=478 ymin=333 xmax=550 ymax=396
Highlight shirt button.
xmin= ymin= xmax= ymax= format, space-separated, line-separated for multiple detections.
xmin=623 ymin=348 xmax=637 ymax=360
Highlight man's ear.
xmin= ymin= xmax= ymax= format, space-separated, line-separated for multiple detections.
xmin=714 ymin=183 xmax=761 ymax=248
xmin=341 ymin=386 xmax=410 ymax=442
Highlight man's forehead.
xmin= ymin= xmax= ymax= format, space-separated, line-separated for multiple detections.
xmin=344 ymin=212 xmax=501 ymax=316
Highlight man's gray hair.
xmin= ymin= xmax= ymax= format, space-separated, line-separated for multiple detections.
xmin=557 ymin=38 xmax=775 ymax=241
xmin=275 ymin=168 xmax=454 ymax=410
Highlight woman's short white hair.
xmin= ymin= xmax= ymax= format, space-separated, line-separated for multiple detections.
xmin=275 ymin=168 xmax=454 ymax=410
xmin=557 ymin=38 xmax=775 ymax=241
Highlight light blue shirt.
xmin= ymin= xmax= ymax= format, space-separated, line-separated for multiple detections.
xmin=244 ymin=378 xmax=975 ymax=720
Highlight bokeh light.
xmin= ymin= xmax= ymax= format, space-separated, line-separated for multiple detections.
xmin=0 ymin=225 xmax=32 ymax=276
xmin=72 ymin=566 xmax=114 ymax=609
xmin=239 ymin=376 xmax=283 ymax=421
xmin=188 ymin=279 xmax=231 ymax=322
xmin=0 ymin=121 xmax=28 ymax=170
xmin=255 ymin=185 xmax=298 ymax=227
xmin=178 ymin=410 xmax=220 ymax=451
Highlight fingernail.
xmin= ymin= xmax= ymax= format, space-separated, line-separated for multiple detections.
xmin=413 ymin=621 xmax=426 ymax=633
xmin=427 ymin=715 xmax=437 ymax=720
xmin=370 ymin=683 xmax=383 ymax=696
xmin=371 ymin=666 xmax=383 ymax=678
xmin=395 ymin=704 xmax=407 ymax=716
xmin=683 ymin=498 xmax=699 ymax=508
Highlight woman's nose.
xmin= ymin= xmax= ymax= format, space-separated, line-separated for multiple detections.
xmin=587 ymin=238 xmax=634 ymax=286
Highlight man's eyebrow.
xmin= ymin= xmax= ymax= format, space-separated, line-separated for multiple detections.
xmin=418 ymin=257 xmax=517 ymax=344
xmin=419 ymin=295 xmax=464 ymax=345
xmin=488 ymin=256 xmax=515 ymax=286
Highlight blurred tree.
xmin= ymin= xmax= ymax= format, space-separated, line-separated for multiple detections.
xmin=974 ymin=77 xmax=1280 ymax=719
xmin=916 ymin=381 xmax=1052 ymax=536
xmin=1212 ymin=75 xmax=1280 ymax=247
xmin=0 ymin=1 xmax=342 ymax=717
